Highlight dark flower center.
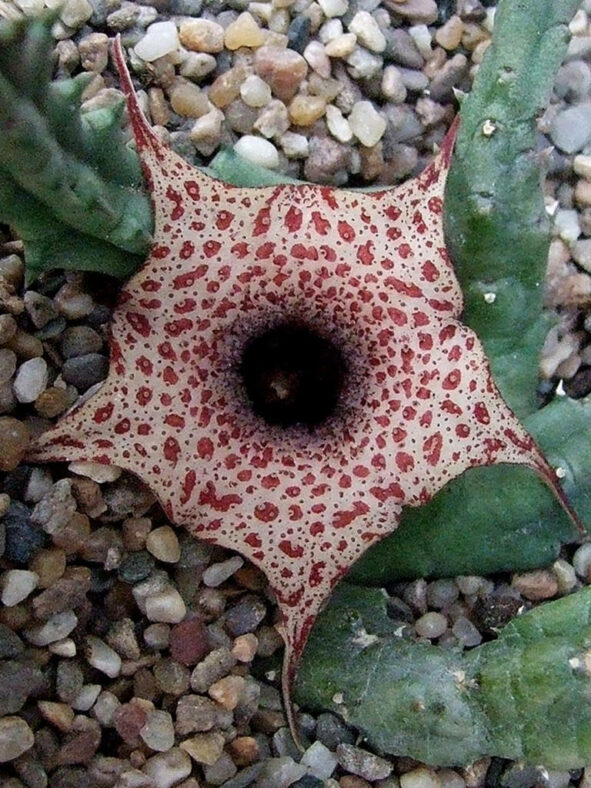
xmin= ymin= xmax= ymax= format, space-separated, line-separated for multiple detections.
xmin=239 ymin=323 xmax=346 ymax=428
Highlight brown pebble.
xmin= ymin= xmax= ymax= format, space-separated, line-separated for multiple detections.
xmin=54 ymin=717 xmax=101 ymax=766
xmin=0 ymin=417 xmax=30 ymax=471
xmin=69 ymin=477 xmax=106 ymax=518
xmin=232 ymin=633 xmax=258 ymax=662
xmin=37 ymin=701 xmax=74 ymax=732
xmin=30 ymin=548 xmax=67 ymax=588
xmin=234 ymin=565 xmax=267 ymax=591
xmin=148 ymin=87 xmax=171 ymax=126
xmin=254 ymin=46 xmax=308 ymax=101
xmin=209 ymin=64 xmax=251 ymax=108
xmin=122 ymin=517 xmax=153 ymax=551
xmin=512 ymin=569 xmax=559 ymax=601
xmin=113 ymin=701 xmax=149 ymax=746
xmin=179 ymin=18 xmax=225 ymax=53
xmin=51 ymin=512 xmax=91 ymax=554
xmin=227 ymin=736 xmax=260 ymax=766
xmin=289 ymin=95 xmax=326 ymax=125
xmin=35 ymin=387 xmax=70 ymax=418
xmin=0 ymin=314 xmax=17 ymax=345
xmin=224 ymin=12 xmax=266 ymax=50
xmin=32 ymin=566 xmax=92 ymax=620
xmin=340 ymin=777 xmax=372 ymax=788
xmin=6 ymin=329 xmax=43 ymax=358
xmin=170 ymin=616 xmax=211 ymax=666
xmin=208 ymin=675 xmax=246 ymax=710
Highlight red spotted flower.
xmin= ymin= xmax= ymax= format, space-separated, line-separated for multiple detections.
xmin=29 ymin=38 xmax=580 ymax=738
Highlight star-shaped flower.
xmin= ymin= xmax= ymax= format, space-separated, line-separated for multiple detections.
xmin=29 ymin=38 xmax=579 ymax=738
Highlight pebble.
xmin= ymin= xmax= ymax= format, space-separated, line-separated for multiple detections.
xmin=0 ymin=623 xmax=25 ymax=659
xmin=232 ymin=632 xmax=258 ymax=662
xmin=0 ymin=314 xmax=17 ymax=344
xmin=62 ymin=353 xmax=109 ymax=390
xmin=551 ymin=104 xmax=591 ymax=154
xmin=180 ymin=731 xmax=225 ymax=764
xmin=140 ymin=709 xmax=175 ymax=752
xmin=0 ymin=716 xmax=35 ymax=763
xmin=180 ymin=51 xmax=217 ymax=80
xmin=86 ymin=635 xmax=122 ymax=678
xmin=348 ymin=11 xmax=386 ymax=53
xmin=435 ymin=14 xmax=464 ymax=49
xmin=451 ymin=616 xmax=482 ymax=647
xmin=209 ymin=674 xmax=247 ymax=709
xmin=552 ymin=558 xmax=577 ymax=594
xmin=326 ymin=104 xmax=353 ymax=143
xmin=146 ymin=525 xmax=181 ymax=563
xmin=179 ymin=18 xmax=225 ymax=52
xmin=289 ymin=95 xmax=326 ymax=125
xmin=0 ymin=417 xmax=30 ymax=471
xmin=78 ymin=31 xmax=109 ymax=72
xmin=60 ymin=0 xmax=93 ymax=28
xmin=414 ymin=611 xmax=448 ymax=638
xmin=224 ymin=594 xmax=267 ymax=635
xmin=145 ymin=587 xmax=187 ymax=623
xmin=24 ymin=610 xmax=78 ymax=646
xmin=325 ymin=33 xmax=357 ymax=58
xmin=143 ymin=748 xmax=192 ymax=788
xmin=388 ymin=0 xmax=438 ymax=24
xmin=426 ymin=579 xmax=459 ymax=609
xmin=337 ymin=744 xmax=392 ymax=781
xmin=203 ymin=555 xmax=244 ymax=587
xmin=190 ymin=646 xmax=237 ymax=693
xmin=13 ymin=357 xmax=48 ymax=403
xmin=302 ymin=741 xmax=337 ymax=779
xmin=254 ymin=46 xmax=308 ymax=101
xmin=240 ymin=74 xmax=272 ymax=107
xmin=381 ymin=65 xmax=407 ymax=103
xmin=554 ymin=208 xmax=581 ymax=243
xmin=318 ymin=0 xmax=348 ymax=17
xmin=401 ymin=767 xmax=442 ymax=788
xmin=23 ymin=290 xmax=58 ymax=328
xmin=225 ymin=12 xmax=266 ymax=50
xmin=281 ymin=131 xmax=309 ymax=158
xmin=304 ymin=41 xmax=331 ymax=78
xmin=170 ymin=616 xmax=211 ymax=665
xmin=573 ymin=542 xmax=591 ymax=581
xmin=135 ymin=21 xmax=180 ymax=62
xmin=3 ymin=501 xmax=44 ymax=563
xmin=512 ymin=569 xmax=559 ymax=601
xmin=35 ymin=386 xmax=70 ymax=418
xmin=256 ymin=756 xmax=307 ymax=787
xmin=349 ymin=100 xmax=386 ymax=146
xmin=38 ymin=700 xmax=75 ymax=732
xmin=1 ymin=569 xmax=38 ymax=606
xmin=234 ymin=135 xmax=280 ymax=168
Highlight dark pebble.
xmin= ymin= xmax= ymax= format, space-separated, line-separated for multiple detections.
xmin=386 ymin=595 xmax=414 ymax=624
xmin=2 ymin=465 xmax=33 ymax=498
xmin=224 ymin=594 xmax=267 ymax=636
xmin=89 ymin=566 xmax=115 ymax=593
xmin=60 ymin=326 xmax=103 ymax=359
xmin=49 ymin=766 xmax=91 ymax=788
xmin=35 ymin=317 xmax=67 ymax=340
xmin=287 ymin=15 xmax=311 ymax=53
xmin=500 ymin=763 xmax=548 ymax=788
xmin=62 ymin=353 xmax=109 ymax=391
xmin=118 ymin=550 xmax=155 ymax=584
xmin=564 ymin=366 xmax=591 ymax=399
xmin=0 ymin=659 xmax=44 ymax=715
xmin=292 ymin=777 xmax=324 ymax=788
xmin=3 ymin=501 xmax=46 ymax=563
xmin=86 ymin=304 xmax=112 ymax=327
xmin=57 ymin=661 xmax=85 ymax=704
xmin=315 ymin=712 xmax=355 ymax=750
xmin=0 ymin=622 xmax=25 ymax=658
xmin=437 ymin=0 xmax=455 ymax=23
xmin=471 ymin=594 xmax=522 ymax=633
xmin=383 ymin=29 xmax=425 ymax=69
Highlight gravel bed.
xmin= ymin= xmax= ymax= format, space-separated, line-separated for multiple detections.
xmin=2 ymin=0 xmax=591 ymax=786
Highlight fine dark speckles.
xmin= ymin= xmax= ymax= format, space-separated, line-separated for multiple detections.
xmin=26 ymin=37 xmax=580 ymax=743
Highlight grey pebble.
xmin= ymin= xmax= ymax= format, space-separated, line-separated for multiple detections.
xmin=0 ymin=659 xmax=44 ymax=715
xmin=287 ymin=15 xmax=311 ymax=53
xmin=315 ymin=712 xmax=355 ymax=750
xmin=0 ymin=622 xmax=24 ymax=659
xmin=60 ymin=326 xmax=103 ymax=359
xmin=550 ymin=103 xmax=591 ymax=153
xmin=118 ymin=550 xmax=156 ymax=584
xmin=384 ymin=28 xmax=425 ymax=68
xmin=220 ymin=763 xmax=265 ymax=788
xmin=24 ymin=290 xmax=58 ymax=329
xmin=224 ymin=594 xmax=267 ymax=636
xmin=62 ymin=353 xmax=109 ymax=391
xmin=190 ymin=646 xmax=237 ymax=693
xmin=426 ymin=578 xmax=459 ymax=609
xmin=255 ymin=756 xmax=307 ymax=788
xmin=554 ymin=60 xmax=591 ymax=103
xmin=336 ymin=743 xmax=393 ymax=780
xmin=204 ymin=751 xmax=238 ymax=785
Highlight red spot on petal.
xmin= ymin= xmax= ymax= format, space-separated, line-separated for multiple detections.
xmin=396 ymin=451 xmax=414 ymax=472
xmin=338 ymin=221 xmax=355 ymax=242
xmin=197 ymin=437 xmax=214 ymax=459
xmin=474 ymin=402 xmax=490 ymax=425
xmin=284 ymin=205 xmax=303 ymax=232
xmin=126 ymin=312 xmax=151 ymax=337
xmin=279 ymin=540 xmax=303 ymax=558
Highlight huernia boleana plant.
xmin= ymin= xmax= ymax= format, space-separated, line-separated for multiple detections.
xmin=28 ymin=37 xmax=582 ymax=741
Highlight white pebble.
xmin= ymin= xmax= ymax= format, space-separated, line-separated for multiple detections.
xmin=1 ymin=569 xmax=38 ymax=606
xmin=60 ymin=0 xmax=93 ymax=29
xmin=348 ymin=100 xmax=386 ymax=147
xmin=346 ymin=46 xmax=383 ymax=79
xmin=326 ymin=104 xmax=353 ymax=143
xmin=13 ymin=357 xmax=48 ymax=403
xmin=48 ymin=638 xmax=77 ymax=657
xmin=319 ymin=18 xmax=343 ymax=43
xmin=415 ymin=611 xmax=448 ymax=639
xmin=573 ymin=542 xmax=591 ymax=580
xmin=72 ymin=684 xmax=102 ymax=711
xmin=281 ymin=132 xmax=309 ymax=158
xmin=140 ymin=709 xmax=175 ymax=752
xmin=180 ymin=52 xmax=217 ymax=80
xmin=382 ymin=65 xmax=407 ymax=103
xmin=348 ymin=11 xmax=386 ymax=53
xmin=554 ymin=209 xmax=581 ymax=243
xmin=92 ymin=691 xmax=120 ymax=727
xmin=240 ymin=74 xmax=272 ymax=107
xmin=318 ymin=0 xmax=348 ymax=18
xmin=401 ymin=766 xmax=442 ymax=788
xmin=145 ymin=587 xmax=187 ymax=623
xmin=135 ymin=21 xmax=180 ymax=62
xmin=304 ymin=40 xmax=331 ymax=78
xmin=552 ymin=559 xmax=577 ymax=594
xmin=24 ymin=610 xmax=78 ymax=646
xmin=143 ymin=748 xmax=192 ymax=788
xmin=325 ymin=33 xmax=357 ymax=58
xmin=68 ymin=460 xmax=122 ymax=483
xmin=86 ymin=635 xmax=122 ymax=678
xmin=574 ymin=154 xmax=591 ymax=180
xmin=409 ymin=24 xmax=433 ymax=59
xmin=203 ymin=556 xmax=244 ymax=587
xmin=234 ymin=135 xmax=280 ymax=169
xmin=302 ymin=741 xmax=338 ymax=779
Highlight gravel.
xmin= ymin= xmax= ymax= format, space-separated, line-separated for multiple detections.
xmin=0 ymin=0 xmax=591 ymax=784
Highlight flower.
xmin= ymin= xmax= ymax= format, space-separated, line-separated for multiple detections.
xmin=28 ymin=37 xmax=578 ymax=738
